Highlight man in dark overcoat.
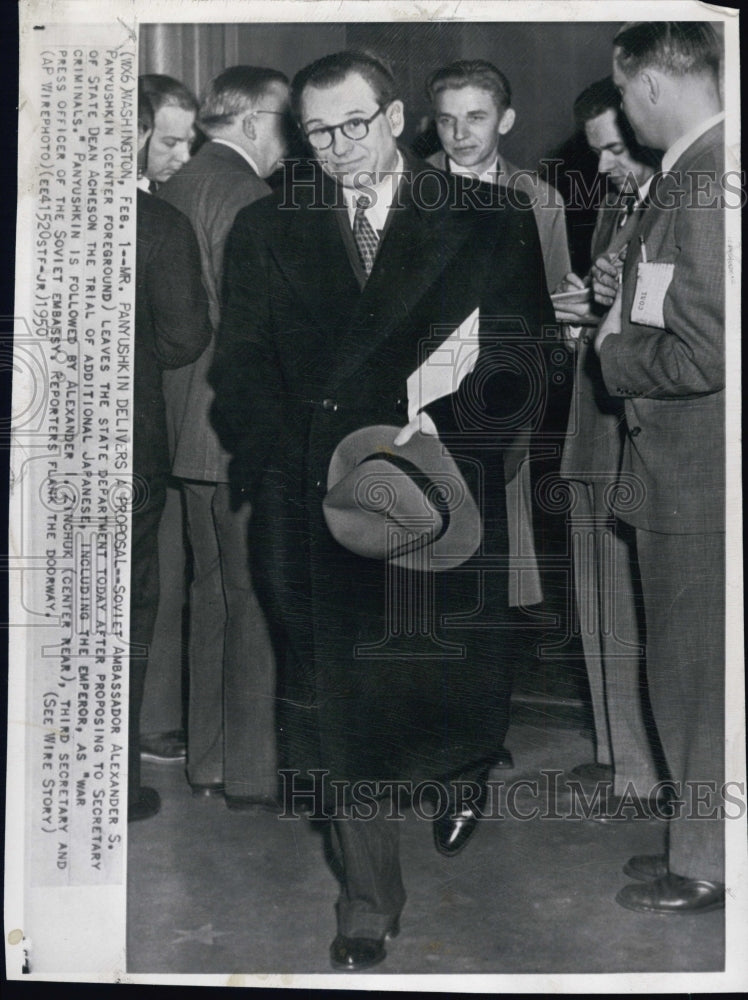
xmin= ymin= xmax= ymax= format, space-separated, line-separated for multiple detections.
xmin=211 ymin=50 xmax=553 ymax=969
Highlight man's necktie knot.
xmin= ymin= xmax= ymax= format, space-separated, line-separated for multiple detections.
xmin=353 ymin=195 xmax=379 ymax=276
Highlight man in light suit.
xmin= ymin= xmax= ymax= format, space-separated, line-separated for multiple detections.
xmin=131 ymin=90 xmax=211 ymax=820
xmin=555 ymin=78 xmax=661 ymax=809
xmin=211 ymin=51 xmax=552 ymax=969
xmin=426 ymin=61 xmax=571 ymax=634
xmin=158 ymin=66 xmax=290 ymax=806
xmin=137 ymin=73 xmax=200 ymax=766
xmin=594 ymin=22 xmax=726 ymax=913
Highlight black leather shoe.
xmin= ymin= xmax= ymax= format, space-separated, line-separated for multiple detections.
xmin=433 ymin=771 xmax=490 ymax=857
xmin=616 ymin=874 xmax=725 ymax=914
xmin=329 ymin=917 xmax=400 ymax=972
xmin=128 ymin=786 xmax=161 ymax=822
xmin=191 ymin=783 xmax=225 ymax=799
xmin=140 ymin=730 xmax=186 ymax=763
xmin=623 ymin=853 xmax=669 ymax=881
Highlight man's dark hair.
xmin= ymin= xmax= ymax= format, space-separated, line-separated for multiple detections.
xmin=138 ymin=73 xmax=199 ymax=116
xmin=199 ymin=65 xmax=289 ymax=133
xmin=425 ymin=60 xmax=512 ymax=113
xmin=138 ymin=81 xmax=154 ymax=134
xmin=613 ymin=21 xmax=720 ymax=79
xmin=290 ymin=50 xmax=399 ymax=120
xmin=573 ymin=76 xmax=661 ymax=170
xmin=573 ymin=76 xmax=621 ymax=130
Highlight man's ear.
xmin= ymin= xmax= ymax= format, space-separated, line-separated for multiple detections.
xmin=641 ymin=70 xmax=660 ymax=104
xmin=242 ymin=113 xmax=258 ymax=143
xmin=498 ymin=107 xmax=516 ymax=136
xmin=386 ymin=100 xmax=405 ymax=139
xmin=137 ymin=126 xmax=152 ymax=155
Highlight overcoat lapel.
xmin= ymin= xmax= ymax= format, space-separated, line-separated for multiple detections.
xmin=325 ymin=180 xmax=479 ymax=392
xmin=272 ymin=163 xmax=480 ymax=394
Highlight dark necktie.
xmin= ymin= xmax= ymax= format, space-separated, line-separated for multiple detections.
xmin=352 ymin=195 xmax=379 ymax=276
xmin=617 ymin=193 xmax=637 ymax=229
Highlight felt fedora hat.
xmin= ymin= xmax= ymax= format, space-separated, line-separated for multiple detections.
xmin=322 ymin=425 xmax=481 ymax=572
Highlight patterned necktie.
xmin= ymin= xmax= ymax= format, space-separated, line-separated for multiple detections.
xmin=352 ymin=195 xmax=379 ymax=276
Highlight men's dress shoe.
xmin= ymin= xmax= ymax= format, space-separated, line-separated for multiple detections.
xmin=623 ymin=853 xmax=669 ymax=881
xmin=191 ymin=783 xmax=225 ymax=799
xmin=494 ymin=746 xmax=514 ymax=769
xmin=433 ymin=771 xmax=490 ymax=857
xmin=128 ymin=786 xmax=161 ymax=822
xmin=140 ymin=729 xmax=186 ymax=763
xmin=329 ymin=917 xmax=400 ymax=972
xmin=225 ymin=793 xmax=281 ymax=813
xmin=616 ymin=874 xmax=725 ymax=914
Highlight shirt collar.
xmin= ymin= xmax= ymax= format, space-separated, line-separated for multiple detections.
xmin=211 ymin=138 xmax=261 ymax=176
xmin=636 ymin=174 xmax=654 ymax=204
xmin=137 ymin=175 xmax=152 ymax=192
xmin=661 ymin=111 xmax=725 ymax=173
xmin=448 ymin=154 xmax=502 ymax=186
xmin=342 ymin=151 xmax=405 ymax=231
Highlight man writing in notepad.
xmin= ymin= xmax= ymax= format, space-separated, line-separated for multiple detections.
xmin=553 ymin=78 xmax=662 ymax=819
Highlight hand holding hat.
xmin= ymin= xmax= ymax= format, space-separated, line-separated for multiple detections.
xmin=393 ymin=411 xmax=439 ymax=447
xmin=323 ymin=424 xmax=481 ymax=572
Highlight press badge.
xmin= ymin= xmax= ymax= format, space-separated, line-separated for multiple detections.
xmin=630 ymin=260 xmax=675 ymax=328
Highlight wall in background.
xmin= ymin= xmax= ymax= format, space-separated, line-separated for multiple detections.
xmin=139 ymin=20 xmax=619 ymax=169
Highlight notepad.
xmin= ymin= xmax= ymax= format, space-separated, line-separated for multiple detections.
xmin=630 ymin=261 xmax=675 ymax=329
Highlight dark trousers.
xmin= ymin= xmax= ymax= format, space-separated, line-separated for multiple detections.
xmin=635 ymin=528 xmax=725 ymax=882
xmin=128 ymin=473 xmax=167 ymax=797
xmin=328 ymin=760 xmax=489 ymax=936
xmin=330 ymin=805 xmax=407 ymax=938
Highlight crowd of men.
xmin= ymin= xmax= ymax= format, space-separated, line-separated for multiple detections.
xmin=132 ymin=21 xmax=728 ymax=970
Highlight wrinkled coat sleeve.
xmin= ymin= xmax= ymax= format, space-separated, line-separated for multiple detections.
xmin=146 ymin=204 xmax=212 ymax=370
xmin=599 ymin=172 xmax=724 ymax=399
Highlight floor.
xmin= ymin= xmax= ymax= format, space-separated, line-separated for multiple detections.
xmin=127 ymin=700 xmax=725 ymax=978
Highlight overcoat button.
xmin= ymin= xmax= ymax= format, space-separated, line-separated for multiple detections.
xmin=630 ymin=426 xmax=642 ymax=438
xmin=322 ymin=398 xmax=337 ymax=411
xmin=394 ymin=398 xmax=407 ymax=415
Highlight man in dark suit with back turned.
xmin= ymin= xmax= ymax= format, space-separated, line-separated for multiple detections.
xmin=158 ymin=67 xmax=289 ymax=806
xmin=594 ymin=22 xmax=727 ymax=913
xmin=131 ymin=91 xmax=211 ymax=820
xmin=211 ymin=50 xmax=553 ymax=969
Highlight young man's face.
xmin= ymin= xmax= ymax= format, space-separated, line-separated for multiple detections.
xmin=300 ymin=72 xmax=403 ymax=189
xmin=146 ymin=104 xmax=195 ymax=183
xmin=434 ymin=85 xmax=509 ymax=175
xmin=584 ymin=108 xmax=652 ymax=192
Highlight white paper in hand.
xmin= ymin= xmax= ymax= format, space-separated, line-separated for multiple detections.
xmin=406 ymin=307 xmax=480 ymax=421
